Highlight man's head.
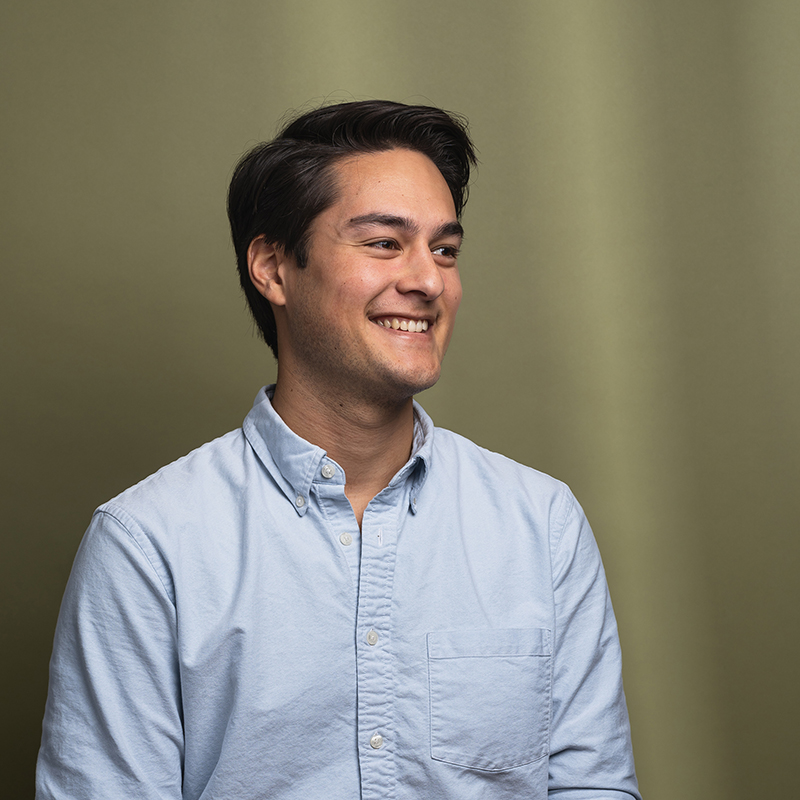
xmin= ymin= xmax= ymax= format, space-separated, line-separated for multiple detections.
xmin=227 ymin=100 xmax=477 ymax=358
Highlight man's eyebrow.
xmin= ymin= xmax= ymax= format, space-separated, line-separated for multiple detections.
xmin=346 ymin=214 xmax=464 ymax=241
xmin=434 ymin=220 xmax=465 ymax=241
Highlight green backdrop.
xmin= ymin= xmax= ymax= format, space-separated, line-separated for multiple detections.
xmin=2 ymin=2 xmax=798 ymax=797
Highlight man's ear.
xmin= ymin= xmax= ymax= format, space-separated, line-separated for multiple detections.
xmin=247 ymin=237 xmax=290 ymax=307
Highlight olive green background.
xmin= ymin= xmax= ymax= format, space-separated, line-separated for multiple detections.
xmin=3 ymin=1 xmax=798 ymax=797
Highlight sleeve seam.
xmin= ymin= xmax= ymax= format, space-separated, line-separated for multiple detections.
xmin=550 ymin=484 xmax=576 ymax=584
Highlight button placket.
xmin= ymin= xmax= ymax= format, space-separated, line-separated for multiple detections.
xmin=314 ymin=466 xmax=361 ymax=586
xmin=355 ymin=507 xmax=399 ymax=797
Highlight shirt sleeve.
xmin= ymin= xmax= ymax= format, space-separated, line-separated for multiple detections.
xmin=36 ymin=509 xmax=183 ymax=800
xmin=547 ymin=490 xmax=642 ymax=800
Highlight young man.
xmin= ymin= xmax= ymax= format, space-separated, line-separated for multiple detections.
xmin=37 ymin=101 xmax=641 ymax=799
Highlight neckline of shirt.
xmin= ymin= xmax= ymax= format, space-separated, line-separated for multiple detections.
xmin=242 ymin=385 xmax=433 ymax=516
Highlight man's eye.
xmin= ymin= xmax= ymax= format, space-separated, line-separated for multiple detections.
xmin=433 ymin=245 xmax=460 ymax=258
xmin=369 ymin=239 xmax=397 ymax=250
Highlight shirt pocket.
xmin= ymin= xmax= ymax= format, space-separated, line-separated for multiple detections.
xmin=427 ymin=628 xmax=551 ymax=771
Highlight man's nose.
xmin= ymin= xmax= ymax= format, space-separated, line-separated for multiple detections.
xmin=395 ymin=245 xmax=446 ymax=299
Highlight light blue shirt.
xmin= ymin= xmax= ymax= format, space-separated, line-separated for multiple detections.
xmin=37 ymin=387 xmax=641 ymax=799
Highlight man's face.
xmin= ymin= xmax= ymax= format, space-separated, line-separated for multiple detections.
xmin=275 ymin=148 xmax=463 ymax=406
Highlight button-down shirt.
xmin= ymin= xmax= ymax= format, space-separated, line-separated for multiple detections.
xmin=36 ymin=387 xmax=641 ymax=800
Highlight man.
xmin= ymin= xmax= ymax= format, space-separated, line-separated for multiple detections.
xmin=37 ymin=100 xmax=641 ymax=799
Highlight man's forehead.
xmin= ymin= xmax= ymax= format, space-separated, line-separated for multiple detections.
xmin=326 ymin=148 xmax=458 ymax=223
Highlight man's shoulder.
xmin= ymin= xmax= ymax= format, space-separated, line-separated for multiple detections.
xmin=98 ymin=427 xmax=250 ymax=522
xmin=427 ymin=426 xmax=581 ymax=540
xmin=431 ymin=425 xmax=569 ymax=496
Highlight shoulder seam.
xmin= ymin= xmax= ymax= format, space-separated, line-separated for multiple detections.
xmin=93 ymin=507 xmax=175 ymax=606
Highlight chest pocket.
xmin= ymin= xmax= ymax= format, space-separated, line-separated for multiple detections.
xmin=427 ymin=628 xmax=551 ymax=771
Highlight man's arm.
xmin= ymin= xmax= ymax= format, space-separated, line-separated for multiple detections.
xmin=547 ymin=492 xmax=641 ymax=800
xmin=36 ymin=510 xmax=183 ymax=800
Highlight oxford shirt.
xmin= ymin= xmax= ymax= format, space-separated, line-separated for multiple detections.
xmin=37 ymin=386 xmax=641 ymax=800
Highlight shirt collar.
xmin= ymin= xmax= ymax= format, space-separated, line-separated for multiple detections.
xmin=242 ymin=385 xmax=433 ymax=516
xmin=407 ymin=404 xmax=432 ymax=513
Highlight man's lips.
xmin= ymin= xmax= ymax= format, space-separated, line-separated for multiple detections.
xmin=371 ymin=315 xmax=431 ymax=333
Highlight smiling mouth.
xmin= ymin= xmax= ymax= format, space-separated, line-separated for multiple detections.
xmin=372 ymin=316 xmax=430 ymax=333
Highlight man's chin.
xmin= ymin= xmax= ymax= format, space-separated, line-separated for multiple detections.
xmin=358 ymin=368 xmax=442 ymax=409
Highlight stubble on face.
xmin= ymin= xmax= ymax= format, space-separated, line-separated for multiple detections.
xmin=281 ymin=264 xmax=447 ymax=412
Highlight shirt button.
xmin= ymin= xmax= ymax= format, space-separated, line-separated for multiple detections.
xmin=369 ymin=733 xmax=384 ymax=749
xmin=295 ymin=495 xmax=305 ymax=508
xmin=366 ymin=629 xmax=379 ymax=646
xmin=339 ymin=532 xmax=353 ymax=546
xmin=321 ymin=464 xmax=335 ymax=479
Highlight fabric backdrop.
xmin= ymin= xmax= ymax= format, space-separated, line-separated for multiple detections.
xmin=2 ymin=2 xmax=797 ymax=797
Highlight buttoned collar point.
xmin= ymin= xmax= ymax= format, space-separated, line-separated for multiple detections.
xmin=242 ymin=386 xmax=433 ymax=516
xmin=242 ymin=386 xmax=327 ymax=516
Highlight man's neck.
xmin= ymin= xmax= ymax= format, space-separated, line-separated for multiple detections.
xmin=270 ymin=375 xmax=416 ymax=528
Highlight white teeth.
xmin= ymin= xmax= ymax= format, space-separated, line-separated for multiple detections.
xmin=375 ymin=317 xmax=429 ymax=332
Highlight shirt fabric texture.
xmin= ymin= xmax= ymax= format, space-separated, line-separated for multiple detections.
xmin=37 ymin=386 xmax=641 ymax=800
